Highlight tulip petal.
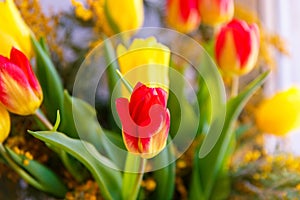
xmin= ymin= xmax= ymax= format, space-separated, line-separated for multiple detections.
xmin=0 ymin=0 xmax=32 ymax=57
xmin=215 ymin=19 xmax=260 ymax=76
xmin=116 ymin=97 xmax=164 ymax=138
xmin=0 ymin=62 xmax=41 ymax=115
xmin=0 ymin=103 xmax=10 ymax=143
xmin=116 ymin=82 xmax=170 ymax=158
xmin=10 ymin=47 xmax=41 ymax=92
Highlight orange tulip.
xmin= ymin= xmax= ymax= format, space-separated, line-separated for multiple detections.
xmin=215 ymin=19 xmax=260 ymax=76
xmin=166 ymin=0 xmax=201 ymax=33
xmin=198 ymin=0 xmax=234 ymax=26
xmin=0 ymin=48 xmax=43 ymax=115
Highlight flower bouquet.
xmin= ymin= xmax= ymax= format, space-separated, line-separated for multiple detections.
xmin=0 ymin=0 xmax=297 ymax=199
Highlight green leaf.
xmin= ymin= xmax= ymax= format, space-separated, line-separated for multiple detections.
xmin=5 ymin=146 xmax=67 ymax=198
xmin=168 ymin=64 xmax=198 ymax=139
xmin=196 ymin=71 xmax=269 ymax=199
xmin=60 ymin=91 xmax=126 ymax=165
xmin=197 ymin=76 xmax=211 ymax=135
xmin=28 ymin=130 xmax=122 ymax=200
xmin=103 ymin=36 xmax=121 ymax=96
xmin=151 ymin=140 xmax=176 ymax=200
xmin=31 ymin=36 xmax=64 ymax=123
xmin=189 ymin=146 xmax=205 ymax=200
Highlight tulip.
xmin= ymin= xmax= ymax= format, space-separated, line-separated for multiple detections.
xmin=255 ymin=87 xmax=300 ymax=136
xmin=198 ymin=0 xmax=234 ymax=26
xmin=0 ymin=48 xmax=43 ymax=115
xmin=103 ymin=0 xmax=144 ymax=35
xmin=117 ymin=37 xmax=170 ymax=97
xmin=0 ymin=104 xmax=10 ymax=143
xmin=0 ymin=0 xmax=32 ymax=58
xmin=166 ymin=0 xmax=201 ymax=33
xmin=215 ymin=19 xmax=260 ymax=76
xmin=116 ymin=83 xmax=170 ymax=159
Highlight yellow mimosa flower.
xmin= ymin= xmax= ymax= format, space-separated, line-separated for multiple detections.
xmin=117 ymin=37 xmax=170 ymax=97
xmin=255 ymin=87 xmax=300 ymax=136
xmin=0 ymin=0 xmax=32 ymax=58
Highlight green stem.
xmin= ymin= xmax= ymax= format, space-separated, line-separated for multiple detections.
xmin=122 ymin=154 xmax=146 ymax=200
xmin=230 ymin=76 xmax=239 ymax=98
xmin=0 ymin=144 xmax=45 ymax=191
xmin=130 ymin=158 xmax=146 ymax=200
xmin=34 ymin=109 xmax=85 ymax=182
xmin=116 ymin=69 xmax=133 ymax=93
xmin=35 ymin=109 xmax=53 ymax=130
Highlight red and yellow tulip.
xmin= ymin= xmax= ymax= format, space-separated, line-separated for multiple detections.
xmin=198 ymin=0 xmax=234 ymax=26
xmin=116 ymin=83 xmax=170 ymax=159
xmin=0 ymin=104 xmax=10 ymax=143
xmin=0 ymin=0 xmax=32 ymax=58
xmin=215 ymin=19 xmax=260 ymax=76
xmin=0 ymin=48 xmax=43 ymax=115
xmin=166 ymin=0 xmax=201 ymax=33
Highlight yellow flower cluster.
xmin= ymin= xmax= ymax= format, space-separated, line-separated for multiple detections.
xmin=250 ymin=154 xmax=300 ymax=181
xmin=243 ymin=150 xmax=261 ymax=164
xmin=13 ymin=146 xmax=34 ymax=166
xmin=71 ymin=0 xmax=93 ymax=21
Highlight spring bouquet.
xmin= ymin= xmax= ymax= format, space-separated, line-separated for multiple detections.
xmin=0 ymin=0 xmax=298 ymax=199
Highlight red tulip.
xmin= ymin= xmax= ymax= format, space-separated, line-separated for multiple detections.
xmin=215 ymin=19 xmax=260 ymax=76
xmin=166 ymin=0 xmax=201 ymax=33
xmin=0 ymin=48 xmax=43 ymax=115
xmin=198 ymin=0 xmax=234 ymax=26
xmin=116 ymin=83 xmax=170 ymax=159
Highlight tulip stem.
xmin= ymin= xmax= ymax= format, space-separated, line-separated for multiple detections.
xmin=122 ymin=154 xmax=146 ymax=200
xmin=35 ymin=109 xmax=53 ymax=130
xmin=231 ymin=76 xmax=239 ymax=98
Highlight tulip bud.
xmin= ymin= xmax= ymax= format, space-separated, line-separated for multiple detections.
xmin=104 ymin=0 xmax=144 ymax=35
xmin=0 ymin=104 xmax=10 ymax=143
xmin=116 ymin=83 xmax=170 ymax=159
xmin=0 ymin=48 xmax=43 ymax=115
xmin=0 ymin=0 xmax=32 ymax=58
xmin=117 ymin=37 xmax=170 ymax=97
xmin=166 ymin=0 xmax=201 ymax=33
xmin=215 ymin=19 xmax=260 ymax=76
xmin=255 ymin=87 xmax=300 ymax=136
xmin=198 ymin=0 xmax=234 ymax=26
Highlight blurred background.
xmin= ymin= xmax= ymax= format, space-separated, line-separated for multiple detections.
xmin=38 ymin=0 xmax=300 ymax=154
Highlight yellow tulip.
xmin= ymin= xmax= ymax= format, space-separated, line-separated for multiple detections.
xmin=104 ymin=0 xmax=144 ymax=35
xmin=255 ymin=87 xmax=300 ymax=136
xmin=0 ymin=0 xmax=32 ymax=58
xmin=0 ymin=104 xmax=10 ymax=143
xmin=117 ymin=37 xmax=170 ymax=97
